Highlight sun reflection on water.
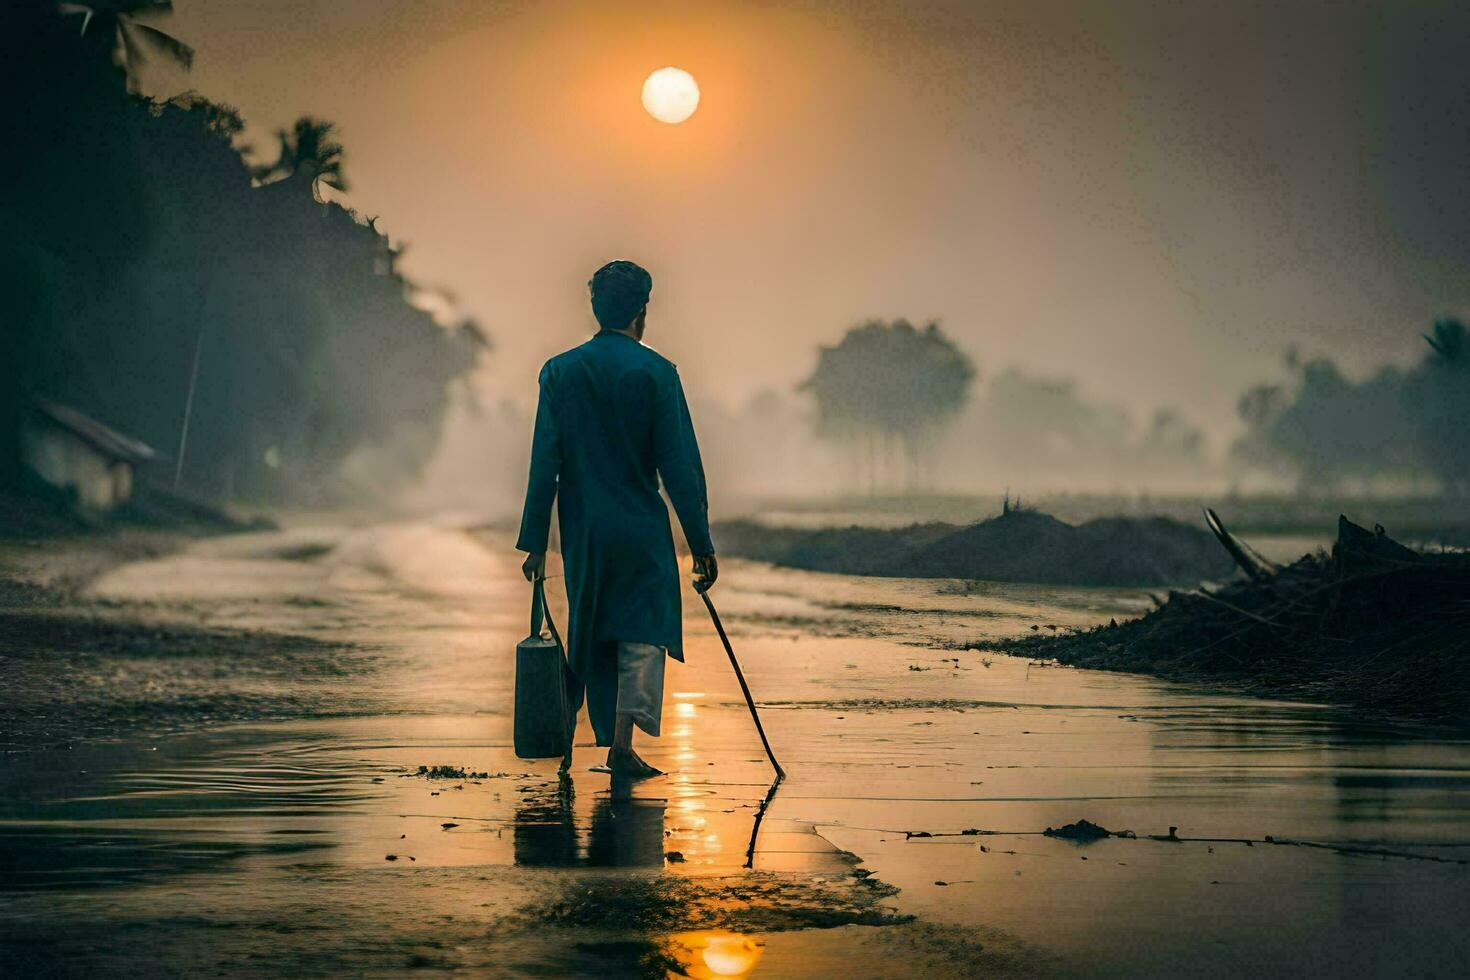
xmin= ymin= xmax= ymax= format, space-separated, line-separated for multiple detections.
xmin=661 ymin=930 xmax=764 ymax=978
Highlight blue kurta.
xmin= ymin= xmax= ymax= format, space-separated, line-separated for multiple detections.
xmin=516 ymin=331 xmax=714 ymax=715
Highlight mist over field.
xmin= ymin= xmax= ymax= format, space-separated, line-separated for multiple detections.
xmin=118 ymin=0 xmax=1470 ymax=516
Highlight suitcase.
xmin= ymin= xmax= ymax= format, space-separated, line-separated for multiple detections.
xmin=514 ymin=578 xmax=575 ymax=760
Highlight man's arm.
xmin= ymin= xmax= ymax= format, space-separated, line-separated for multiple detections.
xmin=516 ymin=363 xmax=561 ymax=578
xmin=653 ymin=366 xmax=716 ymax=589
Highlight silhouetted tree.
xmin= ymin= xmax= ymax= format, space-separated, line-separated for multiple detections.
xmin=255 ymin=117 xmax=349 ymax=199
xmin=1 ymin=2 xmax=480 ymax=504
xmin=1416 ymin=318 xmax=1470 ymax=494
xmin=1275 ymin=359 xmax=1417 ymax=490
xmin=801 ymin=319 xmax=974 ymax=492
xmin=1227 ymin=384 xmax=1289 ymax=477
xmin=982 ymin=369 xmax=1131 ymax=455
xmin=60 ymin=0 xmax=194 ymax=89
xmin=1228 ymin=319 xmax=1470 ymax=494
xmin=1424 ymin=317 xmax=1467 ymax=362
xmin=1138 ymin=409 xmax=1204 ymax=463
xmin=1 ymin=0 xmax=154 ymax=489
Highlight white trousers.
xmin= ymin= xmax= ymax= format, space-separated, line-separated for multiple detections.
xmin=614 ymin=641 xmax=665 ymax=737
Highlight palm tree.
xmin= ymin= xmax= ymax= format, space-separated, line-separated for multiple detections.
xmin=1419 ymin=318 xmax=1470 ymax=494
xmin=59 ymin=0 xmax=194 ymax=87
xmin=1424 ymin=318 xmax=1467 ymax=363
xmin=255 ymin=117 xmax=350 ymax=200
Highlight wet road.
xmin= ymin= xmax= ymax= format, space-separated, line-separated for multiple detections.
xmin=2 ymin=520 xmax=1468 ymax=977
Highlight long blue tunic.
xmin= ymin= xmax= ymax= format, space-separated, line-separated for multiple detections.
xmin=516 ymin=331 xmax=714 ymax=702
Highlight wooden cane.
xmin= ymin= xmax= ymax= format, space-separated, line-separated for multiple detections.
xmin=700 ymin=590 xmax=785 ymax=782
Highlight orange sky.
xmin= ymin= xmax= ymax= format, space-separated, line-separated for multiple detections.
xmin=151 ymin=0 xmax=1470 ymax=435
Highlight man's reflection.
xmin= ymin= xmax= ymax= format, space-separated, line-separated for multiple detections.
xmin=587 ymin=777 xmax=666 ymax=867
xmin=513 ymin=776 xmax=667 ymax=868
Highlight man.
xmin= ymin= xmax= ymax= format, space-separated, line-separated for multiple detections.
xmin=517 ymin=260 xmax=717 ymax=779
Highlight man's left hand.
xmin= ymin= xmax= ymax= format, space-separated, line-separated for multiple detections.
xmin=692 ymin=554 xmax=718 ymax=593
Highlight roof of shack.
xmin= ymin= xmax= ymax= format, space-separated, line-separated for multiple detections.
xmin=31 ymin=399 xmax=158 ymax=464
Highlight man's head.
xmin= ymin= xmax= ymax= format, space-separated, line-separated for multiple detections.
xmin=589 ymin=260 xmax=652 ymax=337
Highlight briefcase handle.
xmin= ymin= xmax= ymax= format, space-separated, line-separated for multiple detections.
xmin=529 ymin=577 xmax=564 ymax=651
xmin=529 ymin=576 xmax=573 ymax=760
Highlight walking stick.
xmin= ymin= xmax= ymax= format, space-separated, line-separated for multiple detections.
xmin=700 ymin=590 xmax=785 ymax=783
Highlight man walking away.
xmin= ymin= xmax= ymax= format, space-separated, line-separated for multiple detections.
xmin=517 ymin=260 xmax=717 ymax=779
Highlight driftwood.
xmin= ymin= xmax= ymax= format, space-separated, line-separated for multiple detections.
xmin=1204 ymin=508 xmax=1277 ymax=581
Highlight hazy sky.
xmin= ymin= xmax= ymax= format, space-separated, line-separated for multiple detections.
xmin=151 ymin=0 xmax=1470 ymax=435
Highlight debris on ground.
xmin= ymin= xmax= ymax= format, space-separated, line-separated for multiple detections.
xmin=408 ymin=765 xmax=503 ymax=780
xmin=713 ymin=505 xmax=1235 ymax=586
xmin=982 ymin=516 xmax=1470 ymax=721
xmin=897 ymin=818 xmax=1465 ymax=864
xmin=1043 ymin=819 xmax=1114 ymax=842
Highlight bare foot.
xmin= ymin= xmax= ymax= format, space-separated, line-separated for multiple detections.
xmin=606 ymin=747 xmax=663 ymax=780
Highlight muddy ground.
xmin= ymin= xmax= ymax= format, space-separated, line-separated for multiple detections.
xmin=2 ymin=520 xmax=1468 ymax=977
xmin=986 ymin=517 xmax=1470 ymax=722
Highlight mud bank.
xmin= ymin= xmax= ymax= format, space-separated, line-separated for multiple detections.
xmin=0 ymin=528 xmax=362 ymax=750
xmin=714 ymin=508 xmax=1236 ymax=587
xmin=983 ymin=517 xmax=1470 ymax=722
xmin=0 ymin=526 xmax=191 ymax=607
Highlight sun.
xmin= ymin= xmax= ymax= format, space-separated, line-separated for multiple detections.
xmin=642 ymin=67 xmax=700 ymax=124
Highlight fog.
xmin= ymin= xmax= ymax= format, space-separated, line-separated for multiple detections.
xmin=118 ymin=0 xmax=1470 ymax=512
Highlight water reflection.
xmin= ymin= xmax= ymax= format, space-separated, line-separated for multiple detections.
xmin=514 ymin=777 xmax=669 ymax=868
xmin=513 ymin=776 xmax=580 ymax=867
xmin=12 ymin=524 xmax=1470 ymax=977
xmin=589 ymin=780 xmax=668 ymax=867
xmin=660 ymin=931 xmax=764 ymax=978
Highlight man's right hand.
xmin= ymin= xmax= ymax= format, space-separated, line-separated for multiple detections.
xmin=522 ymin=552 xmax=546 ymax=581
xmin=692 ymin=554 xmax=718 ymax=593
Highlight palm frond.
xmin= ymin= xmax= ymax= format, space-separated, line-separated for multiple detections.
xmin=131 ymin=22 xmax=194 ymax=69
xmin=117 ymin=20 xmax=146 ymax=75
xmin=56 ymin=3 xmax=93 ymax=33
xmin=1425 ymin=318 xmax=1467 ymax=362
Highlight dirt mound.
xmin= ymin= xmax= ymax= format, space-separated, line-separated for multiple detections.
xmin=710 ymin=521 xmax=956 ymax=577
xmin=714 ymin=509 xmax=1234 ymax=587
xmin=986 ymin=516 xmax=1470 ymax=722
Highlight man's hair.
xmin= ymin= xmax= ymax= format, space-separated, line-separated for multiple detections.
xmin=589 ymin=260 xmax=652 ymax=331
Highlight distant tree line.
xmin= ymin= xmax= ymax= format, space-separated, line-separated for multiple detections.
xmin=803 ymin=316 xmax=1470 ymax=497
xmin=800 ymin=320 xmax=1207 ymax=493
xmin=1230 ymin=319 xmax=1470 ymax=494
xmin=966 ymin=371 xmax=1206 ymax=479
xmin=0 ymin=1 xmax=483 ymax=503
